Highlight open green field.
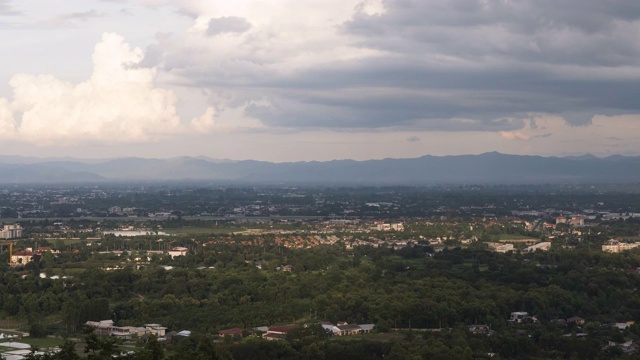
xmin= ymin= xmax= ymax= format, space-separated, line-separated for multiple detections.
xmin=0 ymin=337 xmax=65 ymax=348
xmin=329 ymin=332 xmax=406 ymax=342
xmin=164 ymin=227 xmax=240 ymax=235
xmin=497 ymin=233 xmax=539 ymax=241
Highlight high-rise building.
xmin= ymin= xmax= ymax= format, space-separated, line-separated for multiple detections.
xmin=0 ymin=224 xmax=23 ymax=239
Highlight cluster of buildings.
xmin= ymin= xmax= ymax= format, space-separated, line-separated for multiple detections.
xmin=0 ymin=224 xmax=22 ymax=239
xmin=485 ymin=241 xmax=552 ymax=254
xmin=85 ymin=320 xmax=169 ymax=340
xmin=86 ymin=320 xmax=375 ymax=342
xmin=372 ymin=222 xmax=404 ymax=231
xmin=523 ymin=242 xmax=552 ymax=253
xmin=602 ymin=239 xmax=640 ymax=253
xmin=488 ymin=243 xmax=515 ymax=253
xmin=260 ymin=322 xmax=374 ymax=340
xmin=272 ymin=235 xmax=341 ymax=248
xmin=11 ymin=247 xmax=58 ymax=264
xmin=320 ymin=322 xmax=375 ymax=337
xmin=508 ymin=312 xmax=537 ymax=324
xmin=10 ymin=246 xmax=189 ymax=267
xmin=555 ymin=215 xmax=585 ymax=226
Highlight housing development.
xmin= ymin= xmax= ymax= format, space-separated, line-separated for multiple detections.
xmin=1 ymin=183 xmax=640 ymax=358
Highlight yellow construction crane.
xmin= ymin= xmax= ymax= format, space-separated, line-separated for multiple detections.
xmin=1 ymin=242 xmax=14 ymax=266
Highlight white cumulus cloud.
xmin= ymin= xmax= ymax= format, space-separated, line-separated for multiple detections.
xmin=0 ymin=98 xmax=16 ymax=137
xmin=1 ymin=32 xmax=203 ymax=145
xmin=499 ymin=131 xmax=530 ymax=141
xmin=191 ymin=106 xmax=215 ymax=133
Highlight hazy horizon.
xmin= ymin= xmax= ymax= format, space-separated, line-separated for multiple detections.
xmin=0 ymin=151 xmax=629 ymax=164
xmin=1 ymin=1 xmax=640 ymax=162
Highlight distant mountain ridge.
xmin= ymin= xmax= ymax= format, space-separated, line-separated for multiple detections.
xmin=1 ymin=152 xmax=640 ymax=184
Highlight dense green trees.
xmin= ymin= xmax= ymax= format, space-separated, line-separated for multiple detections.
xmin=5 ymin=243 xmax=640 ymax=358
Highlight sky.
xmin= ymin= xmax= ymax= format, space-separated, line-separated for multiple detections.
xmin=1 ymin=0 xmax=640 ymax=162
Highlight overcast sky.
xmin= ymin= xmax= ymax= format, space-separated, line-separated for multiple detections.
xmin=0 ymin=0 xmax=639 ymax=162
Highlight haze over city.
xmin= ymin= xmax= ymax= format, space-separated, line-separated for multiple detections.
xmin=1 ymin=0 xmax=640 ymax=162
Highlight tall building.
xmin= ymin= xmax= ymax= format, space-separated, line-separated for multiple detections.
xmin=0 ymin=224 xmax=23 ymax=239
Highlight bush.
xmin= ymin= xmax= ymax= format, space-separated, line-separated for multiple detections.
xmin=29 ymin=322 xmax=48 ymax=338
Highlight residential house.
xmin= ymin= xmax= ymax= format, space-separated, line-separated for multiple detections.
xmin=322 ymin=322 xmax=373 ymax=336
xmin=468 ymin=324 xmax=493 ymax=335
xmin=167 ymin=247 xmax=188 ymax=258
xmin=86 ymin=320 xmax=149 ymax=339
xmin=37 ymin=247 xmax=59 ymax=254
xmin=277 ymin=265 xmax=293 ymax=272
xmin=495 ymin=244 xmax=514 ymax=253
xmin=262 ymin=325 xmax=297 ymax=340
xmin=11 ymin=249 xmax=34 ymax=264
xmin=218 ymin=328 xmax=244 ymax=338
xmin=336 ymin=323 xmax=363 ymax=336
xmin=567 ymin=317 xmax=585 ymax=326
xmin=508 ymin=312 xmax=531 ymax=324
xmin=569 ymin=216 xmax=585 ymax=226
xmin=86 ymin=320 xmax=116 ymax=336
xmin=321 ymin=323 xmax=341 ymax=336
xmin=145 ymin=324 xmax=167 ymax=337
xmin=359 ymin=324 xmax=375 ymax=334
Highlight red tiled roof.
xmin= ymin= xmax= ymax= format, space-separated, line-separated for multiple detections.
xmin=13 ymin=250 xmax=33 ymax=256
xmin=219 ymin=328 xmax=244 ymax=336
xmin=267 ymin=325 xmax=297 ymax=333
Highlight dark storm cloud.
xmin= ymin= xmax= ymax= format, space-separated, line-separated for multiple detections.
xmin=242 ymin=60 xmax=635 ymax=130
xmin=244 ymin=87 xmax=528 ymax=131
xmin=183 ymin=0 xmax=640 ymax=131
xmin=207 ymin=16 xmax=251 ymax=36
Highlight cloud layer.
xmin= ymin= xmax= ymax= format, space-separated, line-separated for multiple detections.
xmin=142 ymin=0 xmax=640 ymax=133
xmin=1 ymin=0 xmax=640 ymax=160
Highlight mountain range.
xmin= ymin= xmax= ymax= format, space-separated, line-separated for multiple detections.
xmin=0 ymin=152 xmax=639 ymax=185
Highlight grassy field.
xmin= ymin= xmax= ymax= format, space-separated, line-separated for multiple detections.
xmin=329 ymin=332 xmax=407 ymax=342
xmin=0 ymin=318 xmax=27 ymax=331
xmin=164 ymin=227 xmax=242 ymax=235
xmin=0 ymin=336 xmax=65 ymax=348
xmin=497 ymin=233 xmax=539 ymax=241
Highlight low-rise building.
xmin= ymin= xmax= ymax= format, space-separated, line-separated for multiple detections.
xmin=85 ymin=320 xmax=167 ymax=339
xmin=524 ymin=242 xmax=551 ymax=253
xmin=602 ymin=240 xmax=640 ymax=253
xmin=336 ymin=323 xmax=362 ymax=336
xmin=11 ymin=249 xmax=34 ymax=264
xmin=508 ymin=312 xmax=531 ymax=324
xmin=218 ymin=328 xmax=244 ymax=338
xmin=372 ymin=222 xmax=404 ymax=231
xmin=167 ymin=247 xmax=188 ymax=258
xmin=495 ymin=244 xmax=514 ymax=253
xmin=145 ymin=324 xmax=167 ymax=337
xmin=262 ymin=325 xmax=297 ymax=340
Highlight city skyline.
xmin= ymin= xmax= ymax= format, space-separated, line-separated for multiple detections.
xmin=1 ymin=0 xmax=640 ymax=162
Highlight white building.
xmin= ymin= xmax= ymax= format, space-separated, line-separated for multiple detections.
xmin=0 ymin=224 xmax=22 ymax=239
xmin=495 ymin=244 xmax=514 ymax=253
xmin=508 ymin=312 xmax=530 ymax=323
xmin=11 ymin=248 xmax=33 ymax=264
xmin=372 ymin=222 xmax=404 ymax=231
xmin=524 ymin=242 xmax=551 ymax=253
xmin=167 ymin=247 xmax=188 ymax=258
xmin=602 ymin=240 xmax=640 ymax=253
